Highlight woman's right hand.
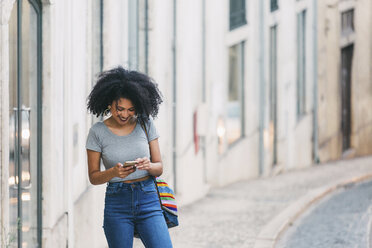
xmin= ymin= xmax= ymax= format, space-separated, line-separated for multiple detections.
xmin=112 ymin=163 xmax=136 ymax=178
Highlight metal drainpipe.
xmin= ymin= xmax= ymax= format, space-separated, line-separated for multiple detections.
xmin=36 ymin=2 xmax=43 ymax=246
xmin=100 ymin=0 xmax=104 ymax=71
xmin=312 ymin=0 xmax=319 ymax=163
xmin=258 ymin=0 xmax=266 ymax=175
xmin=65 ymin=0 xmax=74 ymax=246
xmin=202 ymin=0 xmax=206 ymax=103
xmin=17 ymin=1 xmax=24 ymax=246
xmin=172 ymin=0 xmax=178 ymax=193
xmin=202 ymin=0 xmax=207 ymax=183
xmin=145 ymin=0 xmax=149 ymax=74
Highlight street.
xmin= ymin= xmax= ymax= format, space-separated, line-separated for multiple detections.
xmin=131 ymin=156 xmax=372 ymax=248
xmin=276 ymin=180 xmax=372 ymax=248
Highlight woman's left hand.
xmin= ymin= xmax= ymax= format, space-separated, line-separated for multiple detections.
xmin=135 ymin=157 xmax=152 ymax=171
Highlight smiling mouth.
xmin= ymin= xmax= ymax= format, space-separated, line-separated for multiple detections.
xmin=119 ymin=117 xmax=128 ymax=122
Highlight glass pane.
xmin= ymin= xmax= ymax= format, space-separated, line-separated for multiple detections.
xmin=229 ymin=0 xmax=247 ymax=30
xmin=91 ymin=0 xmax=104 ymax=124
xmin=270 ymin=26 xmax=278 ymax=165
xmin=269 ymin=26 xmax=277 ymax=122
xmin=271 ymin=0 xmax=279 ymax=12
xmin=92 ymin=0 xmax=102 ymax=78
xmin=128 ymin=0 xmax=139 ymax=70
xmin=341 ymin=9 xmax=354 ymax=35
xmin=9 ymin=1 xmax=40 ymax=247
xmin=297 ymin=10 xmax=306 ymax=117
xmin=21 ymin=2 xmax=39 ymax=247
xmin=9 ymin=2 xmax=19 ymax=246
xmin=138 ymin=0 xmax=147 ymax=73
xmin=227 ymin=43 xmax=244 ymax=145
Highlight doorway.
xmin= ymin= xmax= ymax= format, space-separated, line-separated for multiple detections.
xmin=8 ymin=0 xmax=42 ymax=247
xmin=340 ymin=45 xmax=353 ymax=152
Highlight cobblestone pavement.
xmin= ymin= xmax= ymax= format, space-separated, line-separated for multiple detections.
xmin=276 ymin=180 xmax=372 ymax=248
xmin=133 ymin=156 xmax=372 ymax=248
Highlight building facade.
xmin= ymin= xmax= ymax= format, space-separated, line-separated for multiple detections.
xmin=0 ymin=0 xmax=371 ymax=247
xmin=317 ymin=0 xmax=372 ymax=161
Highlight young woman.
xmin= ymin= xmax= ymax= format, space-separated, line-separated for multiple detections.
xmin=86 ymin=66 xmax=173 ymax=247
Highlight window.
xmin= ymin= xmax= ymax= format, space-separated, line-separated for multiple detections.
xmin=227 ymin=42 xmax=245 ymax=145
xmin=271 ymin=0 xmax=279 ymax=12
xmin=297 ymin=10 xmax=306 ymax=118
xmin=269 ymin=26 xmax=278 ymax=123
xmin=128 ymin=0 xmax=149 ymax=72
xmin=128 ymin=0 xmax=139 ymax=70
xmin=9 ymin=0 xmax=43 ymax=246
xmin=269 ymin=25 xmax=278 ymax=164
xmin=92 ymin=0 xmax=103 ymax=75
xmin=91 ymin=0 xmax=104 ymax=124
xmin=341 ymin=9 xmax=354 ymax=35
xmin=229 ymin=0 xmax=247 ymax=30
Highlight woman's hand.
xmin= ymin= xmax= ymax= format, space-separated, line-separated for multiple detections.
xmin=134 ymin=140 xmax=163 ymax=177
xmin=112 ymin=163 xmax=136 ymax=178
xmin=135 ymin=157 xmax=152 ymax=171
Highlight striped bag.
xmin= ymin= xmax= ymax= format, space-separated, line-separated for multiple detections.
xmin=154 ymin=177 xmax=179 ymax=228
xmin=139 ymin=118 xmax=178 ymax=229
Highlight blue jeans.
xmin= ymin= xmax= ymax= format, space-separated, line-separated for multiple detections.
xmin=103 ymin=178 xmax=173 ymax=248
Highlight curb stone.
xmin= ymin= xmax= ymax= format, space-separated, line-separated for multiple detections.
xmin=253 ymin=173 xmax=372 ymax=248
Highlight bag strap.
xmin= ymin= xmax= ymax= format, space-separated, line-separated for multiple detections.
xmin=139 ymin=118 xmax=163 ymax=206
xmin=139 ymin=118 xmax=149 ymax=142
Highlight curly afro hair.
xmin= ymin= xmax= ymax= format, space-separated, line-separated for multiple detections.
xmin=87 ymin=66 xmax=163 ymax=119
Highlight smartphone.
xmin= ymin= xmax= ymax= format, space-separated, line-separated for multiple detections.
xmin=123 ymin=161 xmax=138 ymax=168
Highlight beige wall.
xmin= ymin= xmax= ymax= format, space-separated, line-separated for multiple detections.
xmin=318 ymin=0 xmax=372 ymax=162
xmin=351 ymin=0 xmax=372 ymax=157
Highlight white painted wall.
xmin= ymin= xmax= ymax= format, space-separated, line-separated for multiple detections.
xmin=0 ymin=0 xmax=351 ymax=247
xmin=265 ymin=0 xmax=315 ymax=172
xmin=41 ymin=0 xmax=107 ymax=246
xmin=148 ymin=0 xmax=174 ymax=186
xmin=0 ymin=0 xmax=13 ymax=245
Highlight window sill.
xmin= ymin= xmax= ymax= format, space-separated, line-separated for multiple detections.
xmin=226 ymin=25 xmax=249 ymax=47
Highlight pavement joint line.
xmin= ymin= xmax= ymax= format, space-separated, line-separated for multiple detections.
xmin=253 ymin=173 xmax=372 ymax=248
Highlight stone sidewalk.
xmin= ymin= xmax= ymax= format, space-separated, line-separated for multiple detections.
xmin=163 ymin=156 xmax=372 ymax=248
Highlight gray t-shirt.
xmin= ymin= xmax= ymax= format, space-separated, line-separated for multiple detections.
xmin=86 ymin=118 xmax=159 ymax=183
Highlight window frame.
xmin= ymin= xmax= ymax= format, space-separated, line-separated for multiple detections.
xmin=226 ymin=41 xmax=246 ymax=147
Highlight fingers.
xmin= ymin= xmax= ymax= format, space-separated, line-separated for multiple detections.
xmin=118 ymin=168 xmax=135 ymax=178
xmin=136 ymin=157 xmax=151 ymax=170
xmin=136 ymin=157 xmax=149 ymax=163
xmin=115 ymin=157 xmax=150 ymax=177
xmin=123 ymin=166 xmax=136 ymax=172
xmin=114 ymin=163 xmax=136 ymax=178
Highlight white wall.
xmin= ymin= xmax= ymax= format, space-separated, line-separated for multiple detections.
xmin=265 ymin=0 xmax=315 ymax=171
xmin=0 ymin=0 xmax=324 ymax=246
xmin=41 ymin=0 xmax=107 ymax=246
xmin=204 ymin=0 xmax=261 ymax=187
xmin=148 ymin=0 xmax=174 ymax=184
xmin=0 ymin=0 xmax=13 ymax=245
xmin=174 ymin=0 xmax=208 ymax=204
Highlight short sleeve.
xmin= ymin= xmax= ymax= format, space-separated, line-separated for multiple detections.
xmin=145 ymin=117 xmax=160 ymax=142
xmin=86 ymin=127 xmax=102 ymax=152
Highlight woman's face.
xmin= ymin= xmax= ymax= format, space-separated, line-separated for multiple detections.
xmin=110 ymin=98 xmax=136 ymax=126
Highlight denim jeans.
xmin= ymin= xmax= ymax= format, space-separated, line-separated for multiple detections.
xmin=103 ymin=178 xmax=173 ymax=248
